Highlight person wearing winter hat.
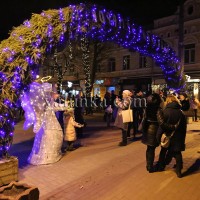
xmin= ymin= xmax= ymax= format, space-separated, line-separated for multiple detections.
xmin=114 ymin=90 xmax=132 ymax=146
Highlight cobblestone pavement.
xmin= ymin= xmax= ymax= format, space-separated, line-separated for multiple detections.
xmin=10 ymin=113 xmax=200 ymax=200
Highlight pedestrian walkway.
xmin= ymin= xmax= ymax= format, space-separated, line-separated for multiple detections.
xmin=9 ymin=113 xmax=200 ymax=200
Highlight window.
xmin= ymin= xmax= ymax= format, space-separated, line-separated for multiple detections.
xmin=187 ymin=5 xmax=194 ymax=15
xmin=167 ymin=32 xmax=171 ymax=37
xmin=184 ymin=29 xmax=187 ymax=34
xmin=184 ymin=44 xmax=195 ymax=64
xmin=108 ymin=58 xmax=116 ymax=72
xmin=69 ymin=65 xmax=74 ymax=72
xmin=123 ymin=55 xmax=130 ymax=70
xmin=96 ymin=64 xmax=101 ymax=72
xmin=139 ymin=54 xmax=147 ymax=68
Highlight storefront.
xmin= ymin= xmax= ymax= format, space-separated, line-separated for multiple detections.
xmin=104 ymin=78 xmax=120 ymax=94
xmin=93 ymin=78 xmax=120 ymax=99
xmin=93 ymin=79 xmax=105 ymax=99
xmin=61 ymin=80 xmax=81 ymax=98
xmin=151 ymin=78 xmax=167 ymax=93
xmin=186 ymin=75 xmax=200 ymax=98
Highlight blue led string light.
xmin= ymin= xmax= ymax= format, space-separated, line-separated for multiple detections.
xmin=0 ymin=3 xmax=185 ymax=158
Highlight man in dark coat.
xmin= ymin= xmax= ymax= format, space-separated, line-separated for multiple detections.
xmin=54 ymin=96 xmax=65 ymax=134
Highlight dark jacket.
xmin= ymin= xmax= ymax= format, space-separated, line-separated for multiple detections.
xmin=180 ymin=99 xmax=190 ymax=111
xmin=141 ymin=105 xmax=161 ymax=147
xmin=142 ymin=93 xmax=163 ymax=147
xmin=157 ymin=101 xmax=187 ymax=151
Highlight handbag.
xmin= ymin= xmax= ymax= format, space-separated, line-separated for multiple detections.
xmin=160 ymin=132 xmax=174 ymax=148
xmin=121 ymin=105 xmax=133 ymax=123
xmin=138 ymin=109 xmax=146 ymax=131
xmin=105 ymin=105 xmax=113 ymax=113
xmin=160 ymin=119 xmax=181 ymax=148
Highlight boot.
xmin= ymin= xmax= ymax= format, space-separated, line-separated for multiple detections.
xmin=146 ymin=146 xmax=156 ymax=173
xmin=118 ymin=141 xmax=127 ymax=146
xmin=67 ymin=141 xmax=75 ymax=151
xmin=146 ymin=165 xmax=154 ymax=173
xmin=155 ymin=162 xmax=165 ymax=172
xmin=175 ymin=154 xmax=183 ymax=178
xmin=175 ymin=163 xmax=183 ymax=178
xmin=122 ymin=130 xmax=127 ymax=144
xmin=175 ymin=168 xmax=182 ymax=178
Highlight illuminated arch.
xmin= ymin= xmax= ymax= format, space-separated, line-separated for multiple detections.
xmin=0 ymin=3 xmax=185 ymax=157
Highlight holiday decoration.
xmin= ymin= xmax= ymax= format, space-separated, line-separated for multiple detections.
xmin=0 ymin=3 xmax=185 ymax=158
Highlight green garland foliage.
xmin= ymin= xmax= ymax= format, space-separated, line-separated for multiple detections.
xmin=0 ymin=7 xmax=71 ymax=157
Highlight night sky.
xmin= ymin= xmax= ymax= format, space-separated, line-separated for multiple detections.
xmin=0 ymin=0 xmax=183 ymax=41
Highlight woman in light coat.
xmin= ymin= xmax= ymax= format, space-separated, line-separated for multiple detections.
xmin=114 ymin=90 xmax=132 ymax=146
xmin=190 ymin=95 xmax=199 ymax=122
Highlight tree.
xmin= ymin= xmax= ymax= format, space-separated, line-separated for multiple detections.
xmin=43 ymin=37 xmax=112 ymax=97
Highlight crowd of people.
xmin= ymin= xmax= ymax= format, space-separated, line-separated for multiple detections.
xmin=112 ymin=89 xmax=200 ymax=178
xmin=20 ymin=82 xmax=200 ymax=178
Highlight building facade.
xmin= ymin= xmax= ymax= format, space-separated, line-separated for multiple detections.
xmin=152 ymin=0 xmax=200 ymax=96
xmin=40 ymin=0 xmax=200 ymax=98
xmin=93 ymin=0 xmax=200 ymax=96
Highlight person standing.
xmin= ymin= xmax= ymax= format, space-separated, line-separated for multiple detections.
xmin=190 ymin=95 xmax=199 ymax=122
xmin=103 ymin=91 xmax=112 ymax=126
xmin=141 ymin=93 xmax=162 ymax=173
xmin=114 ymin=90 xmax=132 ymax=146
xmin=133 ymin=90 xmax=145 ymax=137
xmin=127 ymin=90 xmax=135 ymax=138
xmin=156 ymin=95 xmax=187 ymax=178
xmin=179 ymin=93 xmax=190 ymax=123
xmin=179 ymin=93 xmax=190 ymax=112
xmin=74 ymin=94 xmax=86 ymax=138
xmin=63 ymin=108 xmax=84 ymax=151
xmin=53 ymin=93 xmax=65 ymax=135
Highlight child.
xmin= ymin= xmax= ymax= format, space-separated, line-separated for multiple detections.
xmin=63 ymin=108 xmax=84 ymax=151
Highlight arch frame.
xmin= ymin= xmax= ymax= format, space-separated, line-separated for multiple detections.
xmin=0 ymin=3 xmax=185 ymax=157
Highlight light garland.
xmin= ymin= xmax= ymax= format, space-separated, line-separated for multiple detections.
xmin=0 ymin=3 xmax=185 ymax=158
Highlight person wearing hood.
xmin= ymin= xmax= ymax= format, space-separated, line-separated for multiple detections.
xmin=141 ymin=93 xmax=162 ymax=173
xmin=63 ymin=108 xmax=84 ymax=151
xmin=156 ymin=95 xmax=187 ymax=178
